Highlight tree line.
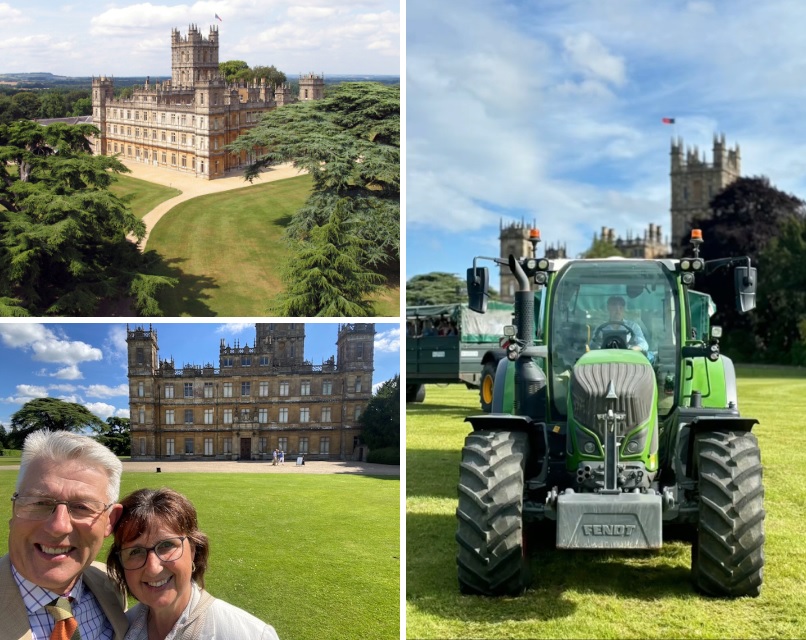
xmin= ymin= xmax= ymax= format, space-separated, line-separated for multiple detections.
xmin=0 ymin=88 xmax=93 ymax=123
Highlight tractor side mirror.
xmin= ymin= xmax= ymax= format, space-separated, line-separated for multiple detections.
xmin=467 ymin=266 xmax=489 ymax=313
xmin=734 ymin=266 xmax=757 ymax=313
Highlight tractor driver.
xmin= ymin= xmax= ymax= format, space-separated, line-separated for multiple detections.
xmin=595 ymin=295 xmax=649 ymax=353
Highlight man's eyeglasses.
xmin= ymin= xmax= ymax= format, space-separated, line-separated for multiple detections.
xmin=117 ymin=537 xmax=187 ymax=570
xmin=11 ymin=493 xmax=112 ymax=523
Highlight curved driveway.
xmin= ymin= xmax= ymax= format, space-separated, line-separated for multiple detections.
xmin=120 ymin=159 xmax=305 ymax=248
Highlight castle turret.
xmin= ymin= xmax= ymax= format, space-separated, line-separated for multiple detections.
xmin=91 ymin=77 xmax=115 ymax=155
xmin=126 ymin=325 xmax=159 ymax=457
xmin=499 ymin=219 xmax=539 ymax=302
xmin=299 ymin=72 xmax=325 ymax=101
xmin=172 ymin=25 xmax=220 ymax=87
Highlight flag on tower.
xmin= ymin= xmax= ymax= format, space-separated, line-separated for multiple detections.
xmin=661 ymin=117 xmax=675 ymax=124
xmin=215 ymin=13 xmax=223 ymax=21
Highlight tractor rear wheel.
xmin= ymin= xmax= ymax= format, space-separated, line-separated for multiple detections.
xmin=479 ymin=361 xmax=496 ymax=413
xmin=691 ymin=430 xmax=765 ymax=597
xmin=456 ymin=430 xmax=531 ymax=596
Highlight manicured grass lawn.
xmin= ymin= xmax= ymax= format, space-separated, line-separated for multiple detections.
xmin=145 ymin=174 xmax=398 ymax=316
xmin=0 ymin=471 xmax=400 ymax=640
xmin=406 ymin=366 xmax=806 ymax=639
xmin=109 ymin=174 xmax=182 ymax=220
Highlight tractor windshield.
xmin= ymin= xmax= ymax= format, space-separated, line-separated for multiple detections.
xmin=548 ymin=259 xmax=680 ymax=418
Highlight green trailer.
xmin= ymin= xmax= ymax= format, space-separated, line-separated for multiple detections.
xmin=405 ymin=302 xmax=513 ymax=405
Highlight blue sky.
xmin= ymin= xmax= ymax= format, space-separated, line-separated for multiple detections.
xmin=0 ymin=0 xmax=399 ymax=76
xmin=406 ymin=0 xmax=806 ymax=279
xmin=0 ymin=322 xmax=400 ymax=428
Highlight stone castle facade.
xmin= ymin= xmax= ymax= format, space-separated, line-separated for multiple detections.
xmin=92 ymin=25 xmax=324 ymax=180
xmin=670 ymin=133 xmax=741 ymax=253
xmin=127 ymin=323 xmax=375 ymax=461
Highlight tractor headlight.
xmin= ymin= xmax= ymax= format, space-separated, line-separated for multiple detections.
xmin=537 ymin=258 xmax=549 ymax=270
xmin=680 ymin=259 xmax=691 ymax=271
xmin=525 ymin=258 xmax=537 ymax=272
xmin=583 ymin=442 xmax=596 ymax=454
xmin=691 ymin=258 xmax=704 ymax=271
xmin=534 ymin=272 xmax=548 ymax=285
xmin=682 ymin=272 xmax=695 ymax=285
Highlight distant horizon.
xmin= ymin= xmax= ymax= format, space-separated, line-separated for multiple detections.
xmin=0 ymin=71 xmax=400 ymax=80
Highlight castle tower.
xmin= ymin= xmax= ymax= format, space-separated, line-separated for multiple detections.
xmin=253 ymin=323 xmax=306 ymax=367
xmin=499 ymin=219 xmax=539 ymax=303
xmin=91 ymin=77 xmax=114 ymax=155
xmin=670 ymin=133 xmax=740 ymax=255
xmin=336 ymin=324 xmax=375 ymax=373
xmin=126 ymin=325 xmax=159 ymax=458
xmin=299 ymin=73 xmax=325 ymax=101
xmin=171 ymin=25 xmax=220 ymax=87
xmin=275 ymin=83 xmax=293 ymax=106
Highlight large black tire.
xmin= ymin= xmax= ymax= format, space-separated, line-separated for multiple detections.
xmin=456 ymin=430 xmax=531 ymax=596
xmin=406 ymin=384 xmax=426 ymax=403
xmin=479 ymin=361 xmax=497 ymax=413
xmin=691 ymin=430 xmax=765 ymax=597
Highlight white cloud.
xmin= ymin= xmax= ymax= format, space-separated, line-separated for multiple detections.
xmin=374 ymin=328 xmax=400 ymax=353
xmin=85 ymin=384 xmax=129 ymax=399
xmin=83 ymin=402 xmax=118 ymax=420
xmin=3 ymin=384 xmax=49 ymax=404
xmin=52 ymin=365 xmax=83 ymax=381
xmin=562 ymin=33 xmax=626 ymax=87
xmin=0 ymin=3 xmax=26 ymax=24
xmin=216 ymin=323 xmax=253 ymax=334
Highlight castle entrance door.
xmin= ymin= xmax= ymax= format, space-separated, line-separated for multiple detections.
xmin=240 ymin=438 xmax=252 ymax=460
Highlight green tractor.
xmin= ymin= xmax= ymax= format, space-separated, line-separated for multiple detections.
xmin=456 ymin=230 xmax=764 ymax=598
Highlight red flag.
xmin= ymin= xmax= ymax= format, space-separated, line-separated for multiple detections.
xmin=661 ymin=117 xmax=675 ymax=124
xmin=215 ymin=13 xmax=223 ymax=21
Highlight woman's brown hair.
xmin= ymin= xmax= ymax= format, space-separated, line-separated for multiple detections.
xmin=107 ymin=488 xmax=210 ymax=596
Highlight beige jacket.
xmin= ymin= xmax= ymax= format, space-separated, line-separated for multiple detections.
xmin=0 ymin=554 xmax=129 ymax=640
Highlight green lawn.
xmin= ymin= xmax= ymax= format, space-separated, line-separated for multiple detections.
xmin=145 ymin=174 xmax=399 ymax=316
xmin=0 ymin=471 xmax=400 ymax=640
xmin=109 ymin=174 xmax=182 ymax=220
xmin=406 ymin=366 xmax=806 ymax=639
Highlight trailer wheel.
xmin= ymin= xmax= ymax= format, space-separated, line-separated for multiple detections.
xmin=479 ymin=361 xmax=497 ymax=413
xmin=691 ymin=430 xmax=765 ymax=597
xmin=456 ymin=430 xmax=531 ymax=596
xmin=406 ymin=384 xmax=426 ymax=403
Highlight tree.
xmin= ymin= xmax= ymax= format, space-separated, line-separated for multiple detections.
xmin=9 ymin=397 xmax=104 ymax=448
xmin=0 ymin=423 xmax=7 ymax=449
xmin=691 ymin=176 xmax=805 ymax=358
xmin=38 ymin=92 xmax=67 ymax=119
xmin=359 ymin=375 xmax=400 ymax=450
xmin=71 ymin=97 xmax=92 ymax=116
xmin=219 ymin=60 xmax=250 ymax=82
xmin=582 ymin=236 xmax=624 ymax=258
xmin=93 ymin=416 xmax=131 ymax=457
xmin=250 ymin=65 xmax=286 ymax=87
xmin=273 ymin=200 xmax=384 ymax=316
xmin=10 ymin=92 xmax=40 ymax=120
xmin=0 ymin=120 xmax=177 ymax=315
xmin=230 ymin=82 xmax=400 ymax=276
xmin=407 ymin=272 xmax=469 ymax=306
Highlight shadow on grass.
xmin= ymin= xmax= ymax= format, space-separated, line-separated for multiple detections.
xmin=147 ymin=251 xmax=218 ymax=316
xmin=407 ymin=511 xmax=695 ymax=626
xmin=271 ymin=214 xmax=294 ymax=228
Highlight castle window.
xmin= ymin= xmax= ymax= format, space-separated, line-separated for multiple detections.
xmin=165 ymin=384 xmax=174 ymax=399
xmin=242 ymin=356 xmax=251 ymax=367
xmin=127 ymin=127 xmax=131 ymax=136
xmin=171 ymin=132 xmax=176 ymax=143
xmin=181 ymin=156 xmax=187 ymax=167
xmin=354 ymin=377 xmax=362 ymax=393
xmin=184 ymin=409 xmax=193 ymax=424
xmin=279 ymin=408 xmax=288 ymax=423
xmin=322 ymin=380 xmax=332 ymax=395
xmin=300 ymin=408 xmax=310 ymax=423
xmin=279 ymin=382 xmax=289 ymax=396
xmin=184 ymin=438 xmax=194 ymax=454
xmin=135 ymin=111 xmax=139 ymax=120
xmin=204 ymin=439 xmax=213 ymax=456
xmin=240 ymin=408 xmax=250 ymax=421
xmin=322 ymin=407 xmax=331 ymax=422
xmin=224 ymin=438 xmax=232 ymax=454
xmin=171 ymin=154 xmax=176 ymax=165
xmin=136 ymin=348 xmax=144 ymax=365
xmin=140 ymin=439 xmax=146 ymax=456
xmin=259 ymin=381 xmax=269 ymax=397
xmin=259 ymin=438 xmax=267 ymax=454
xmin=204 ymin=382 xmax=214 ymax=398
xmin=223 ymin=409 xmax=232 ymax=424
xmin=241 ymin=381 xmax=251 ymax=397
xmin=161 ymin=113 xmax=166 ymax=123
xmin=162 ymin=153 xmax=167 ymax=163
xmin=138 ymin=382 xmax=144 ymax=397
xmin=165 ymin=410 xmax=175 ymax=425
xmin=354 ymin=407 xmax=362 ymax=420
xmin=223 ymin=382 xmax=232 ymax=398
xmin=356 ymin=343 xmax=364 ymax=360
xmin=161 ymin=131 xmax=166 ymax=141
xmin=259 ymin=408 xmax=268 ymax=423
xmin=184 ymin=382 xmax=193 ymax=398
xmin=181 ymin=134 xmax=186 ymax=145
xmin=138 ymin=408 xmax=145 ymax=424
xmin=222 ymin=356 xmax=233 ymax=367
xmin=298 ymin=437 xmax=309 ymax=454
xmin=260 ymin=356 xmax=269 ymax=366
xmin=166 ymin=439 xmax=175 ymax=456
xmin=319 ymin=437 xmax=330 ymax=455
xmin=301 ymin=381 xmax=310 ymax=396
xmin=204 ymin=409 xmax=213 ymax=425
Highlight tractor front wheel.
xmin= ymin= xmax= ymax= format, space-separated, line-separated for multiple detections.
xmin=692 ymin=430 xmax=765 ymax=597
xmin=456 ymin=430 xmax=531 ymax=596
xmin=479 ymin=361 xmax=497 ymax=412
xmin=406 ymin=384 xmax=426 ymax=403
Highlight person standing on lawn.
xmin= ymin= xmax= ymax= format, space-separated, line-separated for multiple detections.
xmin=108 ymin=488 xmax=279 ymax=639
xmin=1 ymin=429 xmax=129 ymax=639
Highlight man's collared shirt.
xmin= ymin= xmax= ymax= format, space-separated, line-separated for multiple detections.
xmin=12 ymin=564 xmax=114 ymax=640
